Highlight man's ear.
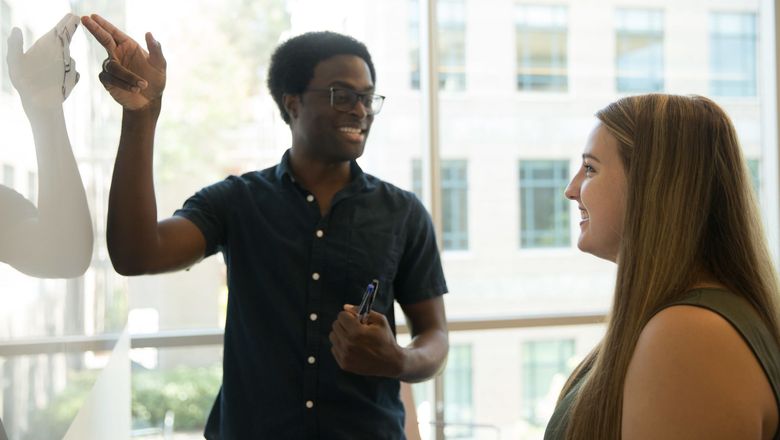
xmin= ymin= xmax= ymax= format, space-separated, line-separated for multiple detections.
xmin=283 ymin=94 xmax=300 ymax=120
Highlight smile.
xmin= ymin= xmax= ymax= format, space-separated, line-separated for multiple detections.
xmin=579 ymin=207 xmax=589 ymax=224
xmin=338 ymin=126 xmax=366 ymax=142
xmin=338 ymin=126 xmax=365 ymax=134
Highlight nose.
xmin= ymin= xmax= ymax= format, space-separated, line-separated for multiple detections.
xmin=564 ymin=174 xmax=580 ymax=201
xmin=350 ymin=99 xmax=369 ymax=119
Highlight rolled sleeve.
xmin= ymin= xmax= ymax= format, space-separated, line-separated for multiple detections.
xmin=394 ymin=196 xmax=448 ymax=305
xmin=173 ymin=177 xmax=236 ymax=258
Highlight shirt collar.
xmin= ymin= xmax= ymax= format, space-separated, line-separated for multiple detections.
xmin=275 ymin=148 xmax=376 ymax=192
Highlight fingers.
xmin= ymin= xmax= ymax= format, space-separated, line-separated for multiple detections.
xmin=328 ymin=330 xmax=343 ymax=353
xmin=101 ymin=59 xmax=148 ymax=93
xmin=98 ymin=70 xmax=116 ymax=92
xmin=364 ymin=310 xmax=389 ymax=326
xmin=90 ymin=14 xmax=132 ymax=45
xmin=145 ymin=32 xmax=166 ymax=70
xmin=337 ymin=310 xmax=363 ymax=333
xmin=6 ymin=27 xmax=22 ymax=67
xmin=81 ymin=15 xmax=117 ymax=54
xmin=329 ymin=325 xmax=348 ymax=367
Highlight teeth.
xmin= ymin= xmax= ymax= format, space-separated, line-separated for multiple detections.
xmin=339 ymin=127 xmax=362 ymax=134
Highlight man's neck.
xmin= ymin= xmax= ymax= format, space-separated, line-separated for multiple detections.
xmin=288 ymin=147 xmax=352 ymax=192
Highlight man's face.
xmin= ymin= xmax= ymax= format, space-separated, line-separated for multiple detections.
xmin=288 ymin=54 xmax=375 ymax=162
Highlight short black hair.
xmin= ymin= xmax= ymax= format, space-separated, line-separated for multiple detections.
xmin=267 ymin=31 xmax=376 ymax=124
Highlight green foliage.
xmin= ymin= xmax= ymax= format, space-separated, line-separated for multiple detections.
xmin=132 ymin=365 xmax=222 ymax=431
xmin=22 ymin=365 xmax=221 ymax=435
xmin=218 ymin=0 xmax=291 ymax=95
xmin=23 ymin=370 xmax=99 ymax=440
xmin=153 ymin=0 xmax=290 ymax=184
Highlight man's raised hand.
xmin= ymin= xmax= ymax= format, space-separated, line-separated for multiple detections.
xmin=81 ymin=14 xmax=166 ymax=110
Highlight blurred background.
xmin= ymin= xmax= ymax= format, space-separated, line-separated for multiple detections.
xmin=0 ymin=0 xmax=774 ymax=438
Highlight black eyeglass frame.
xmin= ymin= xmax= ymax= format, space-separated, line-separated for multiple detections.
xmin=305 ymin=87 xmax=386 ymax=115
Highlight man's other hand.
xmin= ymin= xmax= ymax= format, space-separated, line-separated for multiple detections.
xmin=329 ymin=305 xmax=405 ymax=377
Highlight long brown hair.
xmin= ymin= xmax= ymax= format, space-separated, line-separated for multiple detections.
xmin=561 ymin=94 xmax=780 ymax=439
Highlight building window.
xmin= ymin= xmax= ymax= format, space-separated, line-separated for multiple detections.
xmin=27 ymin=171 xmax=36 ymax=202
xmin=2 ymin=164 xmax=14 ymax=188
xmin=521 ymin=339 xmax=575 ymax=426
xmin=747 ymin=158 xmax=760 ymax=197
xmin=615 ymin=9 xmax=664 ymax=93
xmin=1 ymin=0 xmax=12 ymax=94
xmin=409 ymin=0 xmax=467 ymax=91
xmin=519 ymin=160 xmax=570 ymax=248
xmin=515 ymin=4 xmax=568 ymax=92
xmin=412 ymin=159 xmax=469 ymax=250
xmin=409 ymin=0 xmax=421 ymax=89
xmin=411 ymin=344 xmax=474 ymax=437
xmin=710 ymin=12 xmax=757 ymax=97
xmin=444 ymin=344 xmax=474 ymax=438
xmin=438 ymin=0 xmax=466 ymax=91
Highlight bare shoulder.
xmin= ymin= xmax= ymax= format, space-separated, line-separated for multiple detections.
xmin=622 ymin=305 xmax=777 ymax=440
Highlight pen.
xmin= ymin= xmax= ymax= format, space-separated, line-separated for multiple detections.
xmin=357 ymin=279 xmax=380 ymax=324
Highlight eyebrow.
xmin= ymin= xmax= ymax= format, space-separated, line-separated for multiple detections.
xmin=582 ymin=153 xmax=601 ymax=163
xmin=329 ymin=81 xmax=375 ymax=92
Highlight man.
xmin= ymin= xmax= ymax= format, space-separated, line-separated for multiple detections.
xmin=81 ymin=13 xmax=449 ymax=439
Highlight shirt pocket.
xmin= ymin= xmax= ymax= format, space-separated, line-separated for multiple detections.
xmin=346 ymin=229 xmax=401 ymax=315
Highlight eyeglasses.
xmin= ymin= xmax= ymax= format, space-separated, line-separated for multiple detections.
xmin=305 ymin=87 xmax=385 ymax=115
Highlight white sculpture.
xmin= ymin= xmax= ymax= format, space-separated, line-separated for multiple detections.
xmin=1 ymin=13 xmax=93 ymax=278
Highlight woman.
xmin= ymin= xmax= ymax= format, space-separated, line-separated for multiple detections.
xmin=547 ymin=94 xmax=780 ymax=439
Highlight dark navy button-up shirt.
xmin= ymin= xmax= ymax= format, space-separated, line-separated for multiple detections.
xmin=174 ymin=150 xmax=447 ymax=439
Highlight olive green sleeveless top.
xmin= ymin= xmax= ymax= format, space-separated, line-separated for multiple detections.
xmin=544 ymin=288 xmax=780 ymax=440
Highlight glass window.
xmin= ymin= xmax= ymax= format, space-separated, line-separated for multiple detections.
xmin=442 ymin=160 xmax=468 ymax=250
xmin=521 ymin=339 xmax=576 ymax=427
xmin=1 ymin=0 xmax=11 ymax=94
xmin=2 ymin=164 xmax=13 ymax=188
xmin=515 ymin=4 xmax=568 ymax=91
xmin=409 ymin=0 xmax=421 ymax=89
xmin=412 ymin=158 xmax=423 ymax=198
xmin=131 ymin=347 xmax=221 ymax=436
xmin=409 ymin=0 xmax=467 ymax=91
xmin=26 ymin=171 xmax=35 ymax=202
xmin=410 ymin=343 xmax=475 ymax=439
xmin=519 ymin=160 xmax=570 ymax=248
xmin=412 ymin=159 xmax=469 ymax=250
xmin=747 ymin=158 xmax=760 ymax=197
xmin=438 ymin=0 xmax=467 ymax=91
xmin=0 ymin=2 xmax=772 ymax=440
xmin=444 ymin=344 xmax=474 ymax=438
xmin=710 ymin=12 xmax=757 ymax=97
xmin=615 ymin=9 xmax=664 ymax=93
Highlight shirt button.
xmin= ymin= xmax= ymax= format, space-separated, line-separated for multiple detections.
xmin=315 ymin=229 xmax=324 ymax=238
xmin=311 ymin=272 xmax=320 ymax=281
xmin=306 ymin=400 xmax=314 ymax=409
xmin=309 ymin=313 xmax=318 ymax=321
xmin=306 ymin=194 xmax=315 ymax=202
xmin=307 ymin=356 xmax=316 ymax=365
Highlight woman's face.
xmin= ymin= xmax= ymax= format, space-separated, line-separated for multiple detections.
xmin=565 ymin=123 xmax=628 ymax=262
